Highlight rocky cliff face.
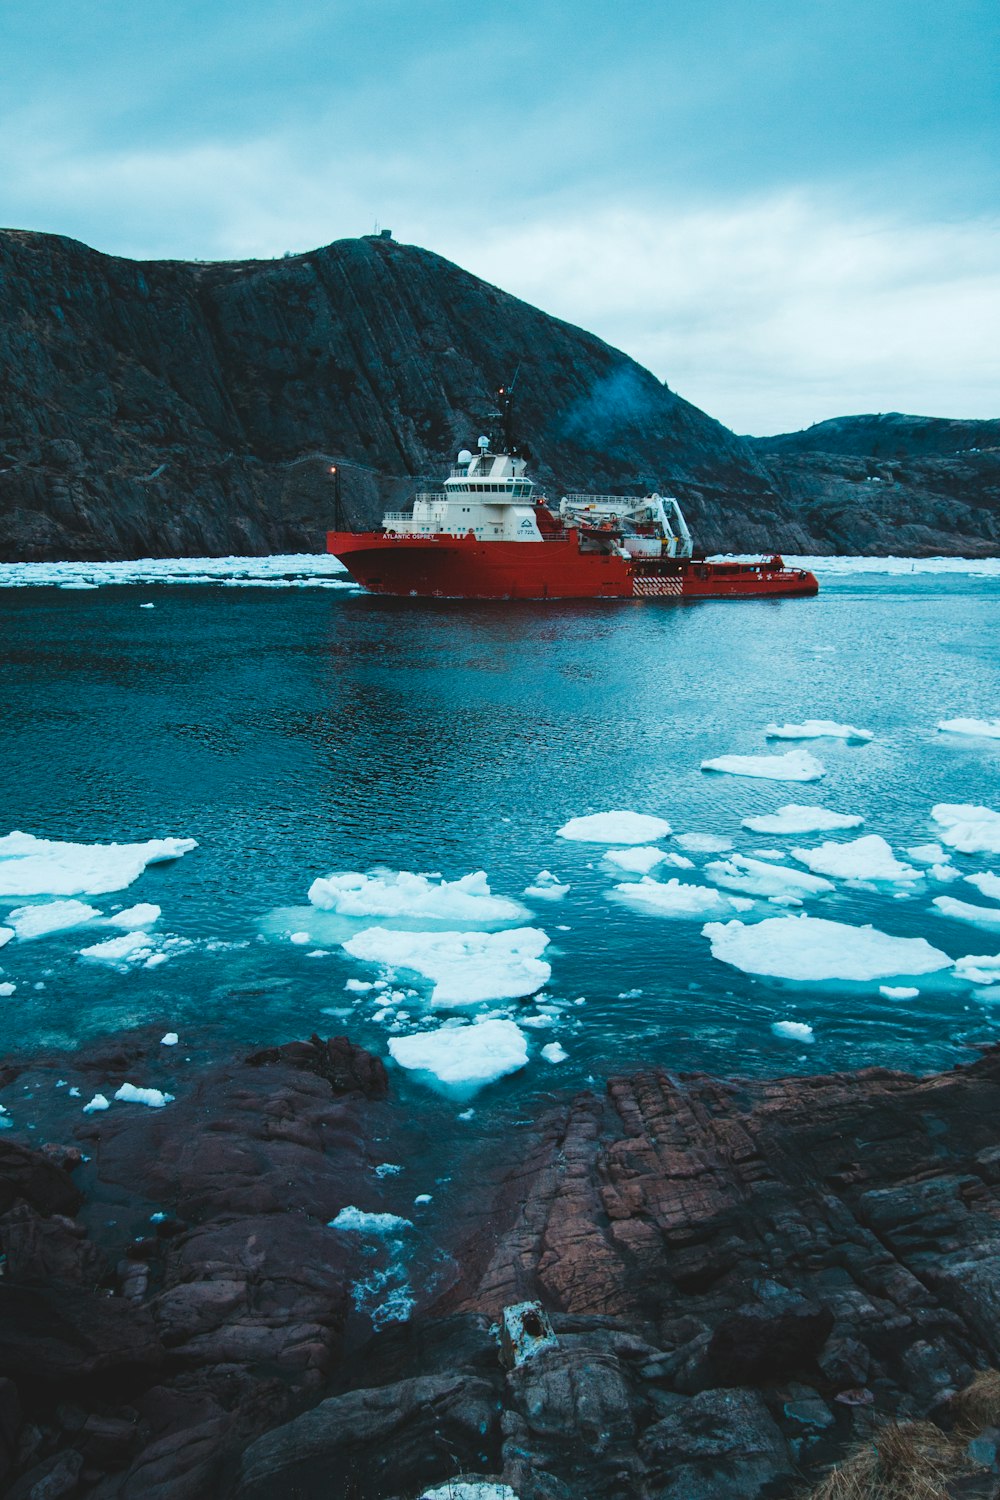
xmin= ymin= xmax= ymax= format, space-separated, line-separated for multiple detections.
xmin=6 ymin=1030 xmax=1000 ymax=1498
xmin=2 ymin=228 xmax=996 ymax=561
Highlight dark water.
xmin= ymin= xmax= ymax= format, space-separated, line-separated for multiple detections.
xmin=2 ymin=573 xmax=999 ymax=1105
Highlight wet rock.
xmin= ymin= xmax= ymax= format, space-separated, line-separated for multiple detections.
xmin=245 ymin=1034 xmax=388 ymax=1098
xmin=6 ymin=1446 xmax=83 ymax=1500
xmin=640 ymin=1387 xmax=793 ymax=1498
xmin=0 ymin=1142 xmax=82 ymax=1217
xmin=708 ymin=1300 xmax=834 ymax=1383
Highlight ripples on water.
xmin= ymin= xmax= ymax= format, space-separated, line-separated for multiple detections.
xmin=1 ymin=569 xmax=999 ymax=1129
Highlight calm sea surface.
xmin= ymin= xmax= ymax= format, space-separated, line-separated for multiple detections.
xmin=2 ymin=568 xmax=999 ymax=1114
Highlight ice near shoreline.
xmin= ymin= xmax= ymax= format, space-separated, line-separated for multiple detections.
xmin=703 ymin=914 xmax=953 ymax=983
xmin=388 ymin=1018 xmax=529 ymax=1092
xmin=0 ymin=554 xmax=355 ymax=588
xmin=765 ymin=720 xmax=873 ymax=742
xmin=742 ymin=805 xmax=864 ymax=835
xmin=6 ymin=900 xmax=101 ymax=940
xmin=701 ymin=749 xmax=825 ymax=782
xmin=0 ymin=832 xmax=197 ymax=897
xmin=557 ymin=810 xmax=672 ymax=844
xmin=342 ymin=926 xmax=550 ymax=1005
xmin=309 ymin=868 xmax=526 ymax=926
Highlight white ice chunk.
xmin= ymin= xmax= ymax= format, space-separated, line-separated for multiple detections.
xmin=345 ymin=978 xmax=374 ymax=993
xmin=705 ymin=854 xmax=834 ymax=903
xmin=420 ymin=1483 xmax=519 ymax=1500
xmin=79 ymin=930 xmax=191 ymax=971
xmin=540 ymin=1041 xmax=568 ymax=1064
xmin=524 ymin=870 xmax=570 ymax=901
xmin=937 ymin=718 xmax=1000 ymax=740
xmin=388 ymin=1018 xmax=529 ymax=1092
xmin=930 ymin=863 xmax=961 ymax=883
xmin=0 ymin=831 xmax=197 ymax=897
xmin=556 ymin=811 xmax=671 ymax=844
xmin=772 ymin=1020 xmax=814 ymax=1041
xmin=603 ymin=846 xmax=674 ymax=874
xmin=966 ymin=872 xmax=1000 ymax=901
xmin=114 ymin=1083 xmax=174 ymax=1108
xmin=701 ymin=750 xmax=825 ymax=782
xmin=674 ymin=833 xmax=733 ymax=853
xmin=343 ymin=927 xmax=550 ymax=1005
xmin=160 ymin=1032 xmax=179 ymax=1046
xmin=0 ymin=983 xmax=15 ymax=996
xmin=328 ymin=1206 xmax=413 ymax=1234
xmin=765 ymin=719 xmax=873 ymax=742
xmin=791 ymin=835 xmax=921 ymax=887
xmin=933 ymin=896 xmax=1000 ymax=932
xmin=7 ymin=899 xmax=101 ymax=939
xmin=107 ymin=903 xmax=161 ymax=929
xmin=954 ymin=953 xmax=1000 ymax=985
xmin=703 ymin=914 xmax=952 ymax=982
xmin=0 ymin=929 xmax=11 ymax=949
xmin=880 ymin=985 xmax=920 ymax=999
xmin=906 ymin=843 xmax=948 ymax=864
xmin=611 ymin=877 xmax=752 ymax=918
xmin=82 ymin=1094 xmax=109 ymax=1113
xmin=931 ymin=804 xmax=1000 ymax=856
xmin=308 ymin=868 xmax=526 ymax=925
xmin=742 ymin=804 xmax=864 ymax=835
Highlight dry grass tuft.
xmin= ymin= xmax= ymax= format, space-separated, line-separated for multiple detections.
xmin=805 ymin=1420 xmax=968 ymax=1500
xmin=949 ymin=1368 xmax=1000 ymax=1433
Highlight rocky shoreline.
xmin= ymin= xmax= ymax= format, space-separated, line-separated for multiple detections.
xmin=4 ymin=1027 xmax=1000 ymax=1497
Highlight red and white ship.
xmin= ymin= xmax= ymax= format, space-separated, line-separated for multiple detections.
xmin=327 ymin=397 xmax=818 ymax=602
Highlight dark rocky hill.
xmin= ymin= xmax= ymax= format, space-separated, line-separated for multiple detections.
xmin=0 ymin=228 xmax=996 ymax=560
xmin=749 ymin=411 xmax=1000 ymax=459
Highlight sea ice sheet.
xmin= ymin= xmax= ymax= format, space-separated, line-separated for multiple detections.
xmin=602 ymin=846 xmax=674 ymax=874
xmin=932 ymin=897 xmax=1000 ymax=932
xmin=703 ymin=914 xmax=953 ymax=983
xmin=937 ymin=718 xmax=1000 ymax=740
xmin=557 ymin=811 xmax=672 ymax=844
xmin=6 ymin=899 xmax=101 ymax=940
xmin=308 ymin=868 xmax=526 ymax=926
xmin=611 ymin=877 xmax=752 ymax=918
xmin=701 ymin=750 xmax=825 ymax=782
xmin=342 ymin=927 xmax=550 ymax=1005
xmin=0 ymin=832 xmax=197 ymax=897
xmin=931 ymin=805 xmax=1000 ymax=856
xmin=705 ymin=854 xmax=834 ymax=904
xmin=388 ymin=1018 xmax=529 ymax=1092
xmin=742 ymin=805 xmax=864 ymax=835
xmin=674 ymin=833 xmax=733 ymax=853
xmin=790 ymin=835 xmax=922 ymax=887
xmin=966 ymin=872 xmax=1000 ymax=901
xmin=765 ymin=720 xmax=873 ymax=742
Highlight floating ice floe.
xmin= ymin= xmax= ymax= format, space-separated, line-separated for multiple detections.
xmin=342 ymin=926 xmax=550 ymax=1005
xmin=308 ymin=868 xmax=526 ymax=926
xmin=702 ymin=914 xmax=953 ymax=983
xmin=742 ymin=805 xmax=864 ymax=835
xmin=0 ymin=928 xmax=11 ymax=949
xmin=79 ymin=930 xmax=192 ymax=972
xmin=674 ymin=832 xmax=733 ymax=853
xmin=790 ymin=834 xmax=922 ymax=888
xmin=701 ymin=750 xmax=825 ymax=782
xmin=107 ymin=903 xmax=161 ymax=929
xmin=772 ymin=1020 xmax=814 ymax=1041
xmin=765 ymin=720 xmax=873 ymax=742
xmin=114 ymin=1083 xmax=174 ymax=1108
xmin=954 ymin=953 xmax=1000 ymax=985
xmin=611 ymin=877 xmax=752 ymax=918
xmin=523 ymin=870 xmax=570 ymax=901
xmin=966 ymin=872 xmax=1000 ymax=901
xmin=937 ymin=718 xmax=1000 ymax=740
xmin=906 ymin=843 xmax=948 ymax=865
xmin=932 ymin=897 xmax=1000 ymax=932
xmin=328 ymin=1206 xmax=413 ymax=1234
xmin=602 ymin=846 xmax=676 ymax=874
xmin=82 ymin=1094 xmax=109 ymax=1113
xmin=880 ymin=985 xmax=919 ymax=1000
xmin=705 ymin=854 xmax=834 ymax=905
xmin=161 ymin=1032 xmax=179 ymax=1046
xmin=931 ymin=804 xmax=1000 ymax=856
xmin=540 ymin=1041 xmax=568 ymax=1064
xmin=419 ymin=1484 xmax=519 ymax=1500
xmin=557 ymin=810 xmax=672 ymax=844
xmin=0 ymin=983 xmax=15 ymax=997
xmin=0 ymin=831 xmax=197 ymax=897
xmin=0 ymin=554 xmax=355 ymax=588
xmin=388 ymin=1018 xmax=529 ymax=1093
xmin=6 ymin=899 xmax=102 ymax=939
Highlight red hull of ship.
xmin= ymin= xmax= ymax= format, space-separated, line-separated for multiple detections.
xmin=326 ymin=531 xmax=818 ymax=601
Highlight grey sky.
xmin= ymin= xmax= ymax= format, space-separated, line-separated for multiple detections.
xmin=2 ymin=0 xmax=997 ymax=431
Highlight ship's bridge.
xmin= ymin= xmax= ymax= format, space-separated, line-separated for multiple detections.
xmin=382 ymin=445 xmax=545 ymax=542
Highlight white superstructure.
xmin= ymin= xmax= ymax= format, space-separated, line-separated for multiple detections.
xmin=382 ymin=439 xmax=543 ymax=542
